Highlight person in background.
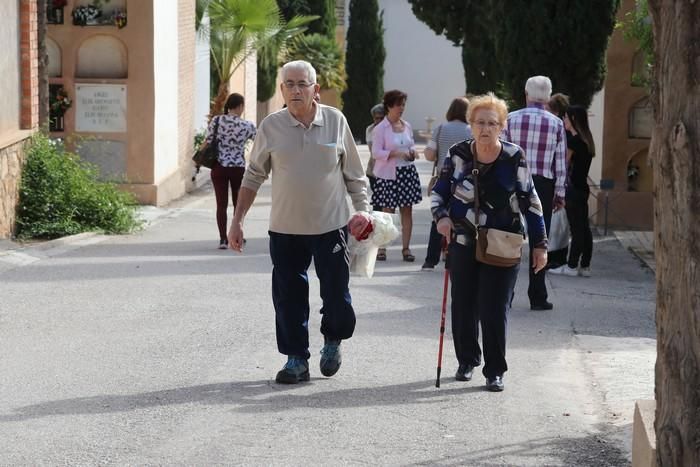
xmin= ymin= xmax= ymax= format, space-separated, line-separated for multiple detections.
xmin=201 ymin=93 xmax=256 ymax=249
xmin=371 ymin=90 xmax=422 ymax=262
xmin=547 ymin=93 xmax=570 ymax=120
xmin=550 ymin=105 xmax=595 ymax=277
xmin=506 ymin=76 xmax=567 ymax=311
xmin=545 ymin=93 xmax=571 ymax=269
xmin=365 ymin=104 xmax=385 ymax=212
xmin=422 ymin=97 xmax=472 ymax=270
xmin=432 ymin=93 xmax=548 ymax=392
xmin=227 ymin=60 xmax=369 ymax=384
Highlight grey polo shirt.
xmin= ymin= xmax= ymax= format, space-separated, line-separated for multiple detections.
xmin=241 ymin=104 xmax=370 ymax=235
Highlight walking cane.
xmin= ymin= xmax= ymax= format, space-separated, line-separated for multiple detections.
xmin=435 ymin=238 xmax=449 ymax=388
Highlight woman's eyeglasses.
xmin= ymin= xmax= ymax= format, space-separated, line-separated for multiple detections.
xmin=473 ymin=120 xmax=501 ymax=129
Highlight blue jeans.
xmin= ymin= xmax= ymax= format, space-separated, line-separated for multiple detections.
xmin=269 ymin=227 xmax=356 ymax=360
xmin=448 ymin=238 xmax=520 ymax=378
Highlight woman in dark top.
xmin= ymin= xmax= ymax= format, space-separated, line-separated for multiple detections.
xmin=556 ymin=105 xmax=594 ymax=276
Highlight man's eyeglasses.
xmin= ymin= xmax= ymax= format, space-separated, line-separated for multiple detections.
xmin=473 ymin=120 xmax=501 ymax=129
xmin=283 ymin=81 xmax=315 ymax=90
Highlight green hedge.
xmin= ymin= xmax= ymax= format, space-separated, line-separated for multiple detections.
xmin=15 ymin=133 xmax=143 ymax=239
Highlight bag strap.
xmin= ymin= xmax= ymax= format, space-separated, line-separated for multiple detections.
xmin=212 ymin=115 xmax=221 ymax=142
xmin=471 ymin=142 xmax=481 ymax=229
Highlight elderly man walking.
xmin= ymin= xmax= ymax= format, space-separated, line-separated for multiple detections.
xmin=506 ymin=76 xmax=567 ymax=311
xmin=228 ymin=60 xmax=369 ymax=384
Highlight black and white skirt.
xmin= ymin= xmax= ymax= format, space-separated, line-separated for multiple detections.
xmin=371 ymin=164 xmax=422 ymax=209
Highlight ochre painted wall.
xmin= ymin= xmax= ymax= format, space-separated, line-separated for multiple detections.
xmin=599 ymin=0 xmax=652 ymax=230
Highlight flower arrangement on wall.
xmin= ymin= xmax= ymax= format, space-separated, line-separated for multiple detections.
xmin=72 ymin=5 xmax=102 ymax=26
xmin=51 ymin=88 xmax=72 ymax=115
xmin=71 ymin=1 xmax=126 ymax=28
xmin=112 ymin=10 xmax=127 ymax=29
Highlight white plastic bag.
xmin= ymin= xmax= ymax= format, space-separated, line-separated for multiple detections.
xmin=548 ymin=208 xmax=570 ymax=252
xmin=348 ymin=211 xmax=399 ymax=278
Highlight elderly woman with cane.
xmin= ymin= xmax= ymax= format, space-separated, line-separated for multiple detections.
xmin=431 ymin=93 xmax=548 ymax=392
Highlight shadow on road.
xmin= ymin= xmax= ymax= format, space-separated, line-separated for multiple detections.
xmin=409 ymin=427 xmax=628 ymax=466
xmin=0 ymin=378 xmax=477 ymax=423
xmin=0 ymin=376 xmax=628 ymax=465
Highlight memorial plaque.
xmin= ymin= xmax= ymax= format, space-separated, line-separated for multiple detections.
xmin=75 ymin=140 xmax=127 ymax=180
xmin=75 ymin=84 xmax=126 ymax=133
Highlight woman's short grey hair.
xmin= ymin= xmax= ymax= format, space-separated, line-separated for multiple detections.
xmin=281 ymin=60 xmax=317 ymax=84
xmin=525 ymin=75 xmax=553 ymax=103
xmin=370 ymin=103 xmax=385 ymax=117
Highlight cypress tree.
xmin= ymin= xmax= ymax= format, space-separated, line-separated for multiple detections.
xmin=497 ymin=0 xmax=620 ymax=108
xmin=409 ymin=0 xmax=620 ymax=107
xmin=278 ymin=0 xmax=311 ymax=20
xmin=342 ymin=0 xmax=385 ymax=142
xmin=258 ymin=0 xmax=337 ymax=102
xmin=306 ymin=0 xmax=336 ymax=38
xmin=409 ymin=0 xmax=502 ymax=94
xmin=278 ymin=0 xmax=334 ymax=39
xmin=257 ymin=46 xmax=280 ymax=103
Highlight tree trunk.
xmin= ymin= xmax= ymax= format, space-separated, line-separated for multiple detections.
xmin=648 ymin=1 xmax=700 ymax=465
xmin=209 ymin=81 xmax=229 ymax=120
xmin=37 ymin=0 xmax=50 ymax=127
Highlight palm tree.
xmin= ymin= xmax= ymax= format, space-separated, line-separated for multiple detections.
xmin=286 ymin=33 xmax=345 ymax=93
xmin=196 ymin=0 xmax=315 ymax=117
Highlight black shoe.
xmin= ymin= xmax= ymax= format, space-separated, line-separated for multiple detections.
xmin=218 ymin=239 xmax=228 ymax=250
xmin=486 ymin=375 xmax=504 ymax=392
xmin=455 ymin=364 xmax=474 ymax=381
xmin=530 ymin=301 xmax=554 ymax=311
xmin=320 ymin=338 xmax=342 ymax=377
xmin=275 ymin=357 xmax=310 ymax=384
xmin=421 ymin=261 xmax=436 ymax=271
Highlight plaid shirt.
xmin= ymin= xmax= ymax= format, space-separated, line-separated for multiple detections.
xmin=505 ymin=103 xmax=567 ymax=198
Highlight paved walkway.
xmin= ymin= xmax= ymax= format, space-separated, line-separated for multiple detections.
xmin=614 ymin=231 xmax=655 ymax=272
xmin=0 ymin=147 xmax=656 ymax=465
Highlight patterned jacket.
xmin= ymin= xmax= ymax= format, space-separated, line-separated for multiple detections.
xmin=205 ymin=114 xmax=257 ymax=168
xmin=430 ymin=139 xmax=548 ymax=249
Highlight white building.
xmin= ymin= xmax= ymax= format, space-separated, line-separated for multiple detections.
xmin=374 ymin=0 xmax=465 ymax=136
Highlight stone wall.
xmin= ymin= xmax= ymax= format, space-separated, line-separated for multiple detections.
xmin=0 ymin=138 xmax=27 ymax=238
xmin=178 ymin=0 xmax=196 ymax=195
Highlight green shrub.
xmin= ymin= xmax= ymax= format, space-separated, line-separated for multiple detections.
xmin=287 ymin=33 xmax=345 ymax=92
xmin=15 ymin=132 xmax=143 ymax=239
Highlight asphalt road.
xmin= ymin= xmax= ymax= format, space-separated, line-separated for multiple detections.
xmin=0 ymin=153 xmax=655 ymax=466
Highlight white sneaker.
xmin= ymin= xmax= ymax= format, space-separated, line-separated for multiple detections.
xmin=548 ymin=265 xmax=563 ymax=274
xmin=579 ymin=267 xmax=591 ymax=277
xmin=550 ymin=265 xmax=578 ymax=276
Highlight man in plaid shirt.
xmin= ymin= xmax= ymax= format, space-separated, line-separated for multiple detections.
xmin=506 ymin=75 xmax=567 ymax=311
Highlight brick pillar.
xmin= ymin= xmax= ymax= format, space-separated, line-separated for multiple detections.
xmin=19 ymin=0 xmax=39 ymax=130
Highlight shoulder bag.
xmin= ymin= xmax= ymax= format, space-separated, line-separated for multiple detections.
xmin=192 ymin=116 xmax=220 ymax=169
xmin=426 ymin=125 xmax=443 ymax=196
xmin=472 ymin=146 xmax=523 ymax=267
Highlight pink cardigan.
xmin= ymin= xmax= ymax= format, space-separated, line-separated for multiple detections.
xmin=371 ymin=118 xmax=416 ymax=180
